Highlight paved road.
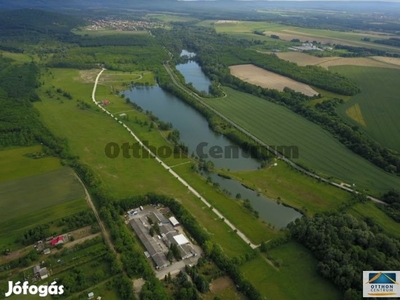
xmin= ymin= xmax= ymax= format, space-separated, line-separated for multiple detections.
xmin=163 ymin=63 xmax=386 ymax=205
xmin=92 ymin=69 xmax=259 ymax=249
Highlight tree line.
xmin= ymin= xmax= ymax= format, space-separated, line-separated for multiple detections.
xmin=288 ymin=212 xmax=400 ymax=299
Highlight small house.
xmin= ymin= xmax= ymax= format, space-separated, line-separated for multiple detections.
xmin=51 ymin=236 xmax=64 ymax=246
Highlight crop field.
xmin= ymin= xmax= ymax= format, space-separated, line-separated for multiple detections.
xmin=34 ymin=68 xmax=270 ymax=256
xmin=276 ymin=51 xmax=400 ymax=69
xmin=199 ymin=20 xmax=400 ymax=53
xmin=229 ymin=64 xmax=318 ymax=96
xmin=0 ymin=198 xmax=89 ymax=250
xmin=0 ymin=145 xmax=61 ymax=184
xmin=333 ymin=66 xmax=400 ymax=152
xmin=205 ymin=87 xmax=400 ymax=195
xmin=372 ymin=56 xmax=400 ymax=67
xmin=0 ymin=167 xmax=85 ymax=223
xmin=348 ymin=202 xmax=400 ymax=238
xmin=240 ymin=243 xmax=340 ymax=299
xmin=345 ymin=103 xmax=366 ymax=127
xmin=222 ymin=160 xmax=350 ymax=215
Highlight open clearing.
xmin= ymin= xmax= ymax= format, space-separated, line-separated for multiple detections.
xmin=346 ymin=103 xmax=367 ymax=127
xmin=240 ymin=243 xmax=340 ymax=299
xmin=205 ymin=87 xmax=400 ymax=195
xmin=205 ymin=276 xmax=244 ymax=300
xmin=0 ymin=145 xmax=61 ymax=183
xmin=334 ymin=66 xmax=400 ymax=152
xmin=0 ymin=198 xmax=88 ymax=250
xmin=349 ymin=201 xmax=400 ymax=238
xmin=276 ymin=52 xmax=400 ymax=69
xmin=0 ymin=167 xmax=85 ymax=223
xmin=229 ymin=64 xmax=318 ymax=96
xmin=221 ymin=160 xmax=350 ymax=215
xmin=372 ymin=56 xmax=400 ymax=67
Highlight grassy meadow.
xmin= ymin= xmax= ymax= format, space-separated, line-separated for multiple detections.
xmin=240 ymin=242 xmax=341 ymax=300
xmin=333 ymin=66 xmax=400 ymax=152
xmin=0 ymin=146 xmax=88 ymax=250
xmin=348 ymin=201 xmax=400 ymax=238
xmin=0 ymin=145 xmax=61 ymax=183
xmin=0 ymin=167 xmax=85 ymax=223
xmin=222 ymin=160 xmax=350 ymax=215
xmin=34 ymin=68 xmax=274 ymax=255
xmin=204 ymin=87 xmax=400 ymax=195
xmin=0 ymin=198 xmax=88 ymax=250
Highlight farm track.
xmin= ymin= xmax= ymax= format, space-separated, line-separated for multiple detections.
xmin=163 ymin=63 xmax=386 ymax=205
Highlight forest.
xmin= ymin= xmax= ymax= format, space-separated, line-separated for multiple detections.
xmin=288 ymin=212 xmax=400 ymax=299
xmin=0 ymin=56 xmax=67 ymax=157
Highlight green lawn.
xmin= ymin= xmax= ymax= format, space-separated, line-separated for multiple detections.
xmin=0 ymin=145 xmax=61 ymax=184
xmin=223 ymin=160 xmax=350 ymax=215
xmin=34 ymin=68 xmax=265 ymax=256
xmin=204 ymin=87 xmax=400 ymax=195
xmin=241 ymin=242 xmax=341 ymax=300
xmin=348 ymin=201 xmax=400 ymax=238
xmin=0 ymin=167 xmax=85 ymax=223
xmin=334 ymin=66 xmax=400 ymax=152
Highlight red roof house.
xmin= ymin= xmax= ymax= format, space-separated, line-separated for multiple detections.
xmin=51 ymin=236 xmax=64 ymax=246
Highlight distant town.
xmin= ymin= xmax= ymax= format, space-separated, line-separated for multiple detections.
xmin=83 ymin=18 xmax=165 ymax=32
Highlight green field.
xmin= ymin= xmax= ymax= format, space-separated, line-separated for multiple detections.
xmin=241 ymin=242 xmax=340 ymax=299
xmin=222 ymin=160 xmax=350 ymax=215
xmin=333 ymin=66 xmax=400 ymax=153
xmin=0 ymin=145 xmax=61 ymax=184
xmin=198 ymin=20 xmax=400 ymax=54
xmin=0 ymin=167 xmax=85 ymax=223
xmin=34 ymin=68 xmax=272 ymax=255
xmin=0 ymin=146 xmax=89 ymax=250
xmin=348 ymin=201 xmax=400 ymax=238
xmin=0 ymin=51 xmax=37 ymax=64
xmin=204 ymin=87 xmax=400 ymax=195
xmin=0 ymin=198 xmax=88 ymax=250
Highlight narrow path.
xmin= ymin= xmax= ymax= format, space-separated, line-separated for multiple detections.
xmin=74 ymin=173 xmax=116 ymax=254
xmin=92 ymin=69 xmax=259 ymax=249
xmin=169 ymin=161 xmax=192 ymax=169
xmin=163 ymin=63 xmax=386 ymax=205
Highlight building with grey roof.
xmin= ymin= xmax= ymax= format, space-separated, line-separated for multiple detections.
xmin=130 ymin=218 xmax=168 ymax=269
